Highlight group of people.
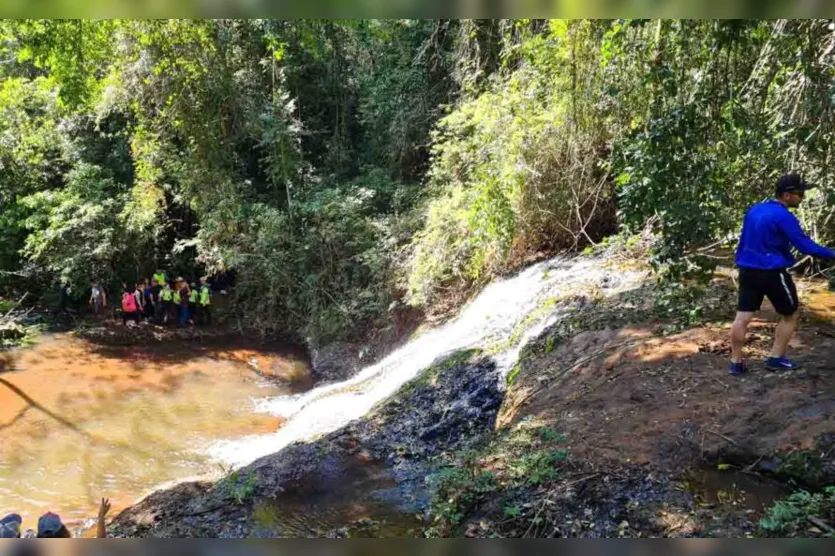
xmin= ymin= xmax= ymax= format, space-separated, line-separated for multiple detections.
xmin=88 ymin=270 xmax=212 ymax=328
xmin=1 ymin=499 xmax=110 ymax=538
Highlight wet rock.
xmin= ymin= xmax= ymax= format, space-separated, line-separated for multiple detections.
xmin=351 ymin=355 xmax=502 ymax=460
xmin=308 ymin=341 xmax=363 ymax=383
xmin=0 ymin=322 xmax=27 ymax=342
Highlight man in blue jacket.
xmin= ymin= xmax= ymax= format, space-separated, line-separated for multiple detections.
xmin=730 ymin=173 xmax=835 ymax=376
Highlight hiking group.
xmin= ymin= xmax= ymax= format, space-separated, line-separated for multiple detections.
xmin=88 ymin=270 xmax=212 ymax=328
xmin=730 ymin=173 xmax=835 ymax=375
xmin=1 ymin=499 xmax=110 ymax=538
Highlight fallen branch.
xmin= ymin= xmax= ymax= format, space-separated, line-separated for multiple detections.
xmin=0 ymin=376 xmax=92 ymax=440
xmin=1 ymin=292 xmax=28 ymax=322
xmin=705 ymin=428 xmax=740 ymax=447
xmin=807 ymin=515 xmax=835 ymax=535
xmin=742 ymin=454 xmax=765 ymax=473
xmin=562 ymin=472 xmax=601 ymax=489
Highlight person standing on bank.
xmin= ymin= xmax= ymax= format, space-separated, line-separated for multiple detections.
xmin=730 ymin=173 xmax=835 ymax=376
xmin=198 ymin=276 xmax=211 ymax=326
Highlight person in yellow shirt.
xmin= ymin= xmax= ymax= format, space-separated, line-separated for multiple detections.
xmin=153 ymin=269 xmax=167 ymax=288
xmin=198 ymin=276 xmax=212 ymax=326
xmin=161 ymin=281 xmax=174 ymax=325
xmin=188 ymin=282 xmax=199 ymax=325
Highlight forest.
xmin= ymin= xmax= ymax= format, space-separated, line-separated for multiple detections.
xmin=2 ymin=19 xmax=835 ymax=344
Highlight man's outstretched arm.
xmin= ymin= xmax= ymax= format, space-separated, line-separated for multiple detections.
xmin=778 ymin=211 xmax=835 ymax=259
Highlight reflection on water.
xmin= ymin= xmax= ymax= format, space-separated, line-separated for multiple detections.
xmin=0 ymin=333 xmax=309 ymax=533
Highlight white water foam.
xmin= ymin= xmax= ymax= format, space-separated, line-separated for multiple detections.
xmin=209 ymin=255 xmax=647 ymax=466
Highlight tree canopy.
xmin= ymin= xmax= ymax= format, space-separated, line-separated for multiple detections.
xmin=2 ymin=19 xmax=834 ymax=343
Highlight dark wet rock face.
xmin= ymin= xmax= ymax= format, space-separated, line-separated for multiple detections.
xmin=109 ymin=351 xmax=504 ymax=538
xmin=337 ymin=353 xmax=502 ymax=512
xmin=308 ymin=341 xmax=363 ymax=383
xmin=353 ymin=353 xmax=502 ymax=459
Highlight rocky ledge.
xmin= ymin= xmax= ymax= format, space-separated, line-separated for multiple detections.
xmin=109 ymin=349 xmax=503 ymax=537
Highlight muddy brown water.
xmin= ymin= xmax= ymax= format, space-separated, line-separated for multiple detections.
xmin=689 ymin=469 xmax=789 ymax=514
xmin=0 ymin=332 xmax=310 ymax=534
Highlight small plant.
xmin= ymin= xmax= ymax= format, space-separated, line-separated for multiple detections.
xmin=509 ymin=450 xmax=567 ymax=486
xmin=775 ymin=451 xmax=825 ymax=485
xmin=759 ymin=487 xmax=835 ymax=537
xmin=425 ymin=446 xmax=500 ymax=537
xmin=506 ymin=363 xmax=521 ymax=386
xmin=219 ymin=467 xmax=258 ymax=505
xmin=544 ymin=335 xmax=555 ymax=354
xmin=503 ymin=504 xmax=521 ymax=518
xmin=536 ymin=426 xmax=565 ymax=443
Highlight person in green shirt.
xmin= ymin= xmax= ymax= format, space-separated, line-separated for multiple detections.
xmin=161 ymin=282 xmax=174 ymax=325
xmin=153 ymin=269 xmax=167 ymax=288
xmin=198 ymin=276 xmax=212 ymax=326
xmin=189 ymin=282 xmax=199 ymax=325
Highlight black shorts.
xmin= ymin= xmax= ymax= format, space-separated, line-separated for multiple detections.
xmin=738 ymin=267 xmax=798 ymax=316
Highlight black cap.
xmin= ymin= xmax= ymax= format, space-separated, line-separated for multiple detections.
xmin=776 ymin=173 xmax=817 ymax=196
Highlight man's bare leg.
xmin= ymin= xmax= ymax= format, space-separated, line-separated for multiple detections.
xmin=730 ymin=311 xmax=755 ymax=363
xmin=769 ymin=310 xmax=800 ymax=359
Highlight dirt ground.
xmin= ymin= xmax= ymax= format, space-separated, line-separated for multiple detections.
xmin=458 ymin=284 xmax=833 ymax=538
xmin=502 ymin=317 xmax=835 ymax=473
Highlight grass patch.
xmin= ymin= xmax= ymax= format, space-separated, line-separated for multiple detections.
xmin=217 ymin=466 xmax=258 ymax=506
xmin=775 ymin=451 xmax=826 ymax=486
xmin=424 ymin=421 xmax=568 ymax=537
xmin=0 ymin=299 xmax=14 ymax=314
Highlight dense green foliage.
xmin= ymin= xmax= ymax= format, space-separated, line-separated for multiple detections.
xmin=3 ymin=19 xmax=835 ymax=342
xmin=759 ymin=487 xmax=835 ymax=537
xmin=0 ymin=19 xmax=455 ymax=342
xmin=411 ymin=19 xmax=835 ymax=300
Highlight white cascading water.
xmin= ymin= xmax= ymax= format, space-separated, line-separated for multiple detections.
xmin=209 ymin=255 xmax=647 ymax=467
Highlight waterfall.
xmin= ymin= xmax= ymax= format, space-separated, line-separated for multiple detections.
xmin=209 ymin=255 xmax=647 ymax=466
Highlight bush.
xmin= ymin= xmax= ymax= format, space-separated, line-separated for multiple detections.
xmin=406 ymin=21 xmax=615 ymax=308
xmin=196 ymin=171 xmax=419 ymax=344
xmin=759 ymin=487 xmax=835 ymax=537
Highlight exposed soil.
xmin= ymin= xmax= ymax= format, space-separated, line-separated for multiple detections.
xmin=465 ymin=286 xmax=835 ymax=538
xmin=501 ymin=319 xmax=835 ymax=473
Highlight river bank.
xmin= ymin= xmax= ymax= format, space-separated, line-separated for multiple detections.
xmin=108 ymin=255 xmax=835 ymax=537
xmin=5 ymin=254 xmax=830 ymax=537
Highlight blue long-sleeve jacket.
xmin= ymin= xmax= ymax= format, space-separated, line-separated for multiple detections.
xmin=736 ymin=199 xmax=835 ymax=270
